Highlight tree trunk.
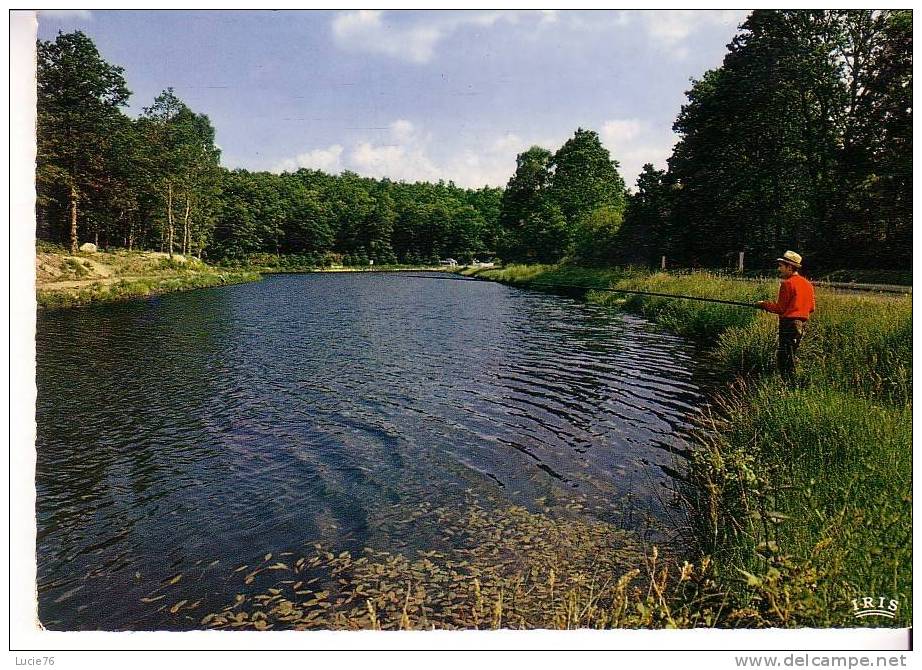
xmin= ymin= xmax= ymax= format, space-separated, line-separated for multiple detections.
xmin=117 ymin=210 xmax=126 ymax=250
xmin=69 ymin=184 xmax=79 ymax=254
xmin=167 ymin=183 xmax=174 ymax=259
xmin=183 ymin=196 xmax=191 ymax=256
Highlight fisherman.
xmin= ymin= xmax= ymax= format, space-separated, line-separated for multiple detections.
xmin=756 ymin=251 xmax=816 ymax=383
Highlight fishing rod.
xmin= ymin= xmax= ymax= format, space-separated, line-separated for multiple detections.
xmin=525 ymin=282 xmax=761 ymax=308
xmin=399 ymin=273 xmax=761 ymax=308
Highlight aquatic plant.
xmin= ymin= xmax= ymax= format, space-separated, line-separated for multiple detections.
xmin=474 ymin=265 xmax=912 ymax=627
xmin=192 ymin=499 xmax=746 ymax=631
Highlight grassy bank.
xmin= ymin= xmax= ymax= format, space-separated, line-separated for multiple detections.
xmin=466 ymin=264 xmax=912 ymax=627
xmin=36 ymin=245 xmax=262 ymax=309
xmin=37 ymin=271 xmax=261 ymax=309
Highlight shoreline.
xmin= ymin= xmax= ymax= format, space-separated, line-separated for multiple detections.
xmin=247 ymin=265 xmax=452 ymax=275
xmin=34 ymin=251 xmax=458 ymax=310
xmin=37 ymin=270 xmax=263 ymax=309
xmin=35 ymin=248 xmax=263 ymax=309
xmin=463 ymin=263 xmax=912 ymax=628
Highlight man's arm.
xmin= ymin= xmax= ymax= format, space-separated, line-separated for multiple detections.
xmin=758 ymin=282 xmax=791 ymax=314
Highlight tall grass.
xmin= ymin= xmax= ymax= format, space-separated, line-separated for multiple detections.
xmin=37 ymin=271 xmax=262 ymax=309
xmin=472 ymin=264 xmax=912 ymax=627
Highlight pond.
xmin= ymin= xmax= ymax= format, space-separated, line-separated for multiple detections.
xmin=35 ymin=272 xmax=710 ymax=629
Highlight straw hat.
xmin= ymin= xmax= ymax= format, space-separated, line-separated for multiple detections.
xmin=776 ymin=250 xmax=803 ymax=268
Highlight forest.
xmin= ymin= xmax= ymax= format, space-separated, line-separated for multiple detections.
xmin=36 ymin=10 xmax=911 ymax=274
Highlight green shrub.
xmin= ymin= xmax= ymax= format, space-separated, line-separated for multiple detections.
xmin=701 ymin=383 xmax=913 ymax=626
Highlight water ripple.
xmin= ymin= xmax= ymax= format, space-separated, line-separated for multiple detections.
xmin=35 ymin=272 xmax=710 ymax=629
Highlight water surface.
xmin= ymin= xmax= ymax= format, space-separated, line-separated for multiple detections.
xmin=35 ymin=272 xmax=708 ymax=629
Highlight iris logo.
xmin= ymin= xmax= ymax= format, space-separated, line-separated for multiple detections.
xmin=851 ymin=596 xmax=899 ymax=619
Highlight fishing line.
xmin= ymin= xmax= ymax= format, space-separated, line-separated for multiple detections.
xmin=399 ymin=274 xmax=761 ymax=308
xmin=526 ymin=282 xmax=761 ymax=308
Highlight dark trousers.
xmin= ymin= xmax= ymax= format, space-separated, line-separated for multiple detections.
xmin=778 ymin=318 xmax=807 ymax=381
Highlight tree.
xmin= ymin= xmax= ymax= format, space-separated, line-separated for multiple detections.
xmin=497 ymin=132 xmax=628 ymax=263
xmin=212 ymin=170 xmax=282 ymax=259
xmin=830 ymin=10 xmax=912 ymax=270
xmin=571 ymin=205 xmax=624 ymax=266
xmin=36 ymin=31 xmax=130 ymax=253
xmin=326 ymin=171 xmax=377 ymax=261
xmin=89 ymin=111 xmax=144 ymax=249
xmin=497 ymin=146 xmax=553 ymax=261
xmin=278 ymin=174 xmax=334 ymax=257
xmin=138 ymin=89 xmax=221 ymax=257
xmin=465 ymin=186 xmax=503 ymax=256
xmin=519 ymin=200 xmax=570 ymax=264
xmin=548 ymin=128 xmax=627 ymax=231
xmin=663 ymin=10 xmax=911 ymax=272
xmin=619 ymin=164 xmax=672 ymax=266
xmin=668 ymin=66 xmax=762 ymax=265
xmin=176 ymin=110 xmax=222 ymax=257
xmin=667 ymin=11 xmax=844 ymax=267
xmin=445 ymin=205 xmax=485 ymax=262
xmin=138 ymin=89 xmax=186 ymax=256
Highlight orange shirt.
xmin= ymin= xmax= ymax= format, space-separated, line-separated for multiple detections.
xmin=762 ymin=274 xmax=816 ymax=320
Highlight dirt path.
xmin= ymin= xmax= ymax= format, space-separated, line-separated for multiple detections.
xmin=37 ymin=275 xmax=152 ymax=291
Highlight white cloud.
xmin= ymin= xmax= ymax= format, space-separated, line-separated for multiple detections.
xmin=274 ymin=119 xmax=682 ymax=190
xmin=440 ymin=130 xmax=572 ymax=188
xmin=332 ymin=10 xmax=441 ymax=64
xmin=601 ymin=118 xmax=679 ymax=189
xmin=330 ymin=10 xmax=746 ymax=64
xmin=389 ymin=119 xmax=416 ymax=143
xmin=38 ymin=10 xmax=92 ymax=20
xmin=490 ymin=133 xmax=525 ymax=154
xmin=601 ymin=119 xmax=643 ymax=146
xmin=331 ymin=10 xmax=554 ymax=64
xmin=633 ymin=10 xmax=745 ymax=45
xmin=350 ymin=141 xmax=441 ymax=183
xmin=347 ymin=120 xmax=441 ymax=182
xmin=275 ymin=121 xmax=537 ymax=188
xmin=636 ymin=10 xmax=747 ymax=59
xmin=274 ymin=144 xmax=344 ymax=174
xmin=558 ymin=10 xmax=745 ymax=59
xmin=444 ymin=147 xmax=514 ymax=189
xmin=643 ymin=11 xmax=701 ymax=45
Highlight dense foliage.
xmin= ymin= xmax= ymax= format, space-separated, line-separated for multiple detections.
xmin=35 ymin=32 xmax=504 ymax=265
xmin=497 ymin=130 xmax=628 ymax=265
xmin=210 ymin=170 xmax=504 ymax=265
xmin=36 ymin=11 xmax=911 ymax=273
xmin=36 ymin=31 xmax=131 ymax=254
xmin=619 ymin=9 xmax=912 ymax=273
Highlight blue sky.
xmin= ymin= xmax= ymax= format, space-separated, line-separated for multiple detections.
xmin=36 ymin=9 xmax=750 ymax=189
